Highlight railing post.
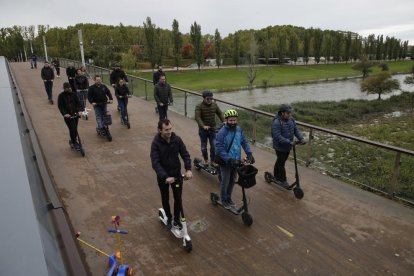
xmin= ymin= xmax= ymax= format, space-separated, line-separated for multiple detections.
xmin=184 ymin=91 xmax=188 ymax=117
xmin=252 ymin=112 xmax=257 ymax=144
xmin=305 ymin=128 xmax=313 ymax=167
xmin=389 ymin=152 xmax=401 ymax=197
xmin=145 ymin=81 xmax=148 ymax=101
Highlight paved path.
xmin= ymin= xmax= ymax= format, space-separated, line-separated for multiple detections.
xmin=11 ymin=62 xmax=414 ymax=275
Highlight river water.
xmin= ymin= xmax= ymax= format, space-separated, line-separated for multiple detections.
xmin=170 ymin=74 xmax=414 ymax=116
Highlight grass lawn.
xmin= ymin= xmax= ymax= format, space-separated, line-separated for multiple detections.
xmin=128 ymin=60 xmax=414 ymax=92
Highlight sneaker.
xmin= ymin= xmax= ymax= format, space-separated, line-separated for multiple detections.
xmin=173 ymin=220 xmax=182 ymax=230
xmin=74 ymin=143 xmax=81 ymax=151
xmin=276 ymin=179 xmax=289 ymax=188
xmin=203 ymin=160 xmax=209 ymax=166
xmin=222 ymin=200 xmax=232 ymax=209
xmin=210 ymin=162 xmax=218 ymax=168
xmin=121 ymin=120 xmax=124 ymax=125
xmin=227 ymin=198 xmax=236 ymax=207
xmin=166 ymin=218 xmax=172 ymax=230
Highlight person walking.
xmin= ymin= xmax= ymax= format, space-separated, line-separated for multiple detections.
xmin=153 ymin=65 xmax=165 ymax=114
xmin=215 ymin=109 xmax=254 ymax=209
xmin=41 ymin=61 xmax=55 ymax=104
xmin=115 ymin=79 xmax=131 ymax=125
xmin=88 ymin=75 xmax=113 ymax=135
xmin=154 ymin=75 xmax=172 ymax=120
xmin=271 ymin=104 xmax=306 ymax=187
xmin=150 ymin=119 xmax=192 ymax=229
xmin=110 ymin=64 xmax=129 ymax=111
xmin=195 ymin=90 xmax=224 ymax=166
xmin=74 ymin=68 xmax=90 ymax=113
xmin=30 ymin=53 xmax=37 ymax=69
xmin=52 ymin=58 xmax=60 ymax=78
xmin=66 ymin=62 xmax=77 ymax=92
xmin=58 ymin=82 xmax=82 ymax=150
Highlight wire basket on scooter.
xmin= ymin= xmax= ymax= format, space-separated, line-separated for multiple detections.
xmin=104 ymin=112 xmax=112 ymax=125
xmin=237 ymin=164 xmax=258 ymax=189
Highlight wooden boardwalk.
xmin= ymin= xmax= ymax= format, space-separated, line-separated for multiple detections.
xmin=11 ymin=62 xmax=414 ymax=275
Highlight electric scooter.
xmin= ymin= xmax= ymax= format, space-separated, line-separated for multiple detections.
xmin=194 ymin=158 xmax=218 ymax=175
xmin=68 ymin=114 xmax=85 ymax=157
xmin=210 ymin=161 xmax=258 ymax=226
xmin=158 ymin=176 xmax=192 ymax=252
xmin=95 ymin=102 xmax=113 ymax=142
xmin=264 ymin=141 xmax=306 ymax=199
xmin=118 ymin=95 xmax=131 ymax=129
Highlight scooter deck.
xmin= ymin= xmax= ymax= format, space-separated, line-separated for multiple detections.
xmin=194 ymin=159 xmax=218 ymax=175
xmin=264 ymin=172 xmax=293 ymax=190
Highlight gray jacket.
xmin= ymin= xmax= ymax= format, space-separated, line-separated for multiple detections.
xmin=154 ymin=83 xmax=172 ymax=105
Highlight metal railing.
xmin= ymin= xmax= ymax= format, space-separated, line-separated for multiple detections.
xmin=58 ymin=58 xmax=414 ymax=205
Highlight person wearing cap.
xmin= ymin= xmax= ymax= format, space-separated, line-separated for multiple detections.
xmin=154 ymin=75 xmax=172 ymax=120
xmin=215 ymin=109 xmax=254 ymax=209
xmin=58 ymin=82 xmax=82 ymax=150
xmin=271 ymin=104 xmax=306 ymax=187
xmin=41 ymin=61 xmax=55 ymax=104
xmin=195 ymin=91 xmax=224 ymax=166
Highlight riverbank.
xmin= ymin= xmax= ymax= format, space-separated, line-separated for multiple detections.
xmin=130 ymin=60 xmax=413 ymax=92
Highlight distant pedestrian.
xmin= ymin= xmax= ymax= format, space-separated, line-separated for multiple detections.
xmin=154 ymin=75 xmax=173 ymax=120
xmin=115 ymin=79 xmax=131 ymax=125
xmin=41 ymin=61 xmax=55 ymax=104
xmin=52 ymin=58 xmax=60 ymax=78
xmin=66 ymin=62 xmax=77 ymax=91
xmin=30 ymin=53 xmax=37 ymax=69
xmin=153 ymin=65 xmax=165 ymax=85
xmin=110 ymin=64 xmax=128 ymax=112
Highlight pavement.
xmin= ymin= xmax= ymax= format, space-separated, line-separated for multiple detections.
xmin=11 ymin=61 xmax=414 ymax=275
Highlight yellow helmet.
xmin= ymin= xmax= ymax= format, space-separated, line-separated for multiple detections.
xmin=224 ymin=109 xmax=238 ymax=118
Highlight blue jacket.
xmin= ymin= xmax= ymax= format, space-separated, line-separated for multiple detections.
xmin=215 ymin=124 xmax=251 ymax=164
xmin=272 ymin=113 xmax=304 ymax=152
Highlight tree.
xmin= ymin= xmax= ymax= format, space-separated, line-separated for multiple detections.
xmin=361 ymin=71 xmax=400 ymax=100
xmin=171 ymin=19 xmax=182 ymax=70
xmin=143 ymin=17 xmax=159 ymax=70
xmin=233 ymin=33 xmax=241 ymax=68
xmin=303 ymin=30 xmax=310 ymax=64
xmin=214 ymin=29 xmax=222 ymax=69
xmin=378 ymin=62 xmax=389 ymax=71
xmin=322 ymin=32 xmax=333 ymax=63
xmin=190 ymin=21 xmax=203 ymax=70
xmin=352 ymin=57 xmax=375 ymax=78
xmin=289 ymin=32 xmax=299 ymax=64
xmin=344 ymin=32 xmax=352 ymax=64
xmin=246 ymin=34 xmax=258 ymax=89
xmin=313 ymin=28 xmax=323 ymax=64
xmin=275 ymin=29 xmax=287 ymax=64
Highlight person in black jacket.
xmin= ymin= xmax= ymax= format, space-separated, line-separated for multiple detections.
xmin=88 ymin=75 xmax=113 ymax=134
xmin=41 ymin=61 xmax=55 ymax=104
xmin=110 ymin=64 xmax=128 ymax=86
xmin=66 ymin=63 xmax=77 ymax=91
xmin=152 ymin=65 xmax=165 ymax=114
xmin=150 ymin=119 xmax=193 ymax=229
xmin=74 ymin=68 xmax=89 ymax=112
xmin=154 ymin=75 xmax=172 ymax=120
xmin=115 ymin=79 xmax=131 ymax=125
xmin=52 ymin=58 xmax=60 ymax=77
xmin=58 ymin=82 xmax=82 ymax=149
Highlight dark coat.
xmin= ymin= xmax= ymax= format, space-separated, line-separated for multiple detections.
xmin=271 ymin=113 xmax=304 ymax=152
xmin=110 ymin=69 xmax=128 ymax=84
xmin=195 ymin=101 xmax=224 ymax=128
xmin=153 ymin=70 xmax=165 ymax=85
xmin=87 ymin=83 xmax=113 ymax=104
xmin=66 ymin=66 xmax=76 ymax=79
xmin=150 ymin=132 xmax=191 ymax=181
xmin=74 ymin=75 xmax=89 ymax=90
xmin=154 ymin=82 xmax=172 ymax=105
xmin=41 ymin=66 xmax=55 ymax=80
xmin=115 ymin=84 xmax=130 ymax=98
xmin=58 ymin=90 xmax=80 ymax=116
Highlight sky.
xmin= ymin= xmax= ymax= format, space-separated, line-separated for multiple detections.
xmin=0 ymin=0 xmax=413 ymax=44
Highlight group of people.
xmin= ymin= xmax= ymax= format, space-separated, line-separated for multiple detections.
xmin=53 ymin=61 xmax=304 ymax=231
xmin=150 ymin=66 xmax=305 ymax=226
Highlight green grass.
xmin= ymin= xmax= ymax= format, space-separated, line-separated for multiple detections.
xmin=127 ymin=60 xmax=414 ymax=92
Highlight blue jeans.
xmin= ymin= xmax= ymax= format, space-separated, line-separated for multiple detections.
xmin=220 ymin=165 xmax=237 ymax=203
xmin=199 ymin=128 xmax=216 ymax=161
xmin=117 ymin=97 xmax=128 ymax=122
xmin=93 ymin=104 xmax=107 ymax=129
xmin=77 ymin=90 xmax=88 ymax=111
xmin=44 ymin=81 xmax=53 ymax=100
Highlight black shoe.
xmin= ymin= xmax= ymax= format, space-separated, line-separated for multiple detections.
xmin=222 ymin=200 xmax=232 ymax=210
xmin=166 ymin=218 xmax=172 ymax=230
xmin=173 ymin=220 xmax=182 ymax=230
xmin=228 ymin=198 xmax=236 ymax=207
xmin=117 ymin=106 xmax=121 ymax=112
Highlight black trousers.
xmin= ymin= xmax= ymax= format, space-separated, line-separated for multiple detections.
xmin=64 ymin=116 xmax=79 ymax=144
xmin=44 ymin=81 xmax=53 ymax=100
xmin=157 ymin=177 xmax=182 ymax=221
xmin=157 ymin=104 xmax=168 ymax=121
xmin=274 ymin=150 xmax=290 ymax=182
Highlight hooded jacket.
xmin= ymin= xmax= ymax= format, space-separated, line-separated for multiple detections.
xmin=271 ymin=112 xmax=304 ymax=152
xmin=150 ymin=132 xmax=191 ymax=181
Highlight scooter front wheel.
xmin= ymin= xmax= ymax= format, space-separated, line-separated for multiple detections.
xmin=184 ymin=239 xmax=192 ymax=253
xmin=242 ymin=212 xmax=253 ymax=227
xmin=293 ymin=187 xmax=304 ymax=199
xmin=264 ymin=172 xmax=273 ymax=183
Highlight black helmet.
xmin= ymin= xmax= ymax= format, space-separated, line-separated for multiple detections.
xmin=279 ymin=104 xmax=293 ymax=113
xmin=202 ymin=90 xmax=213 ymax=98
